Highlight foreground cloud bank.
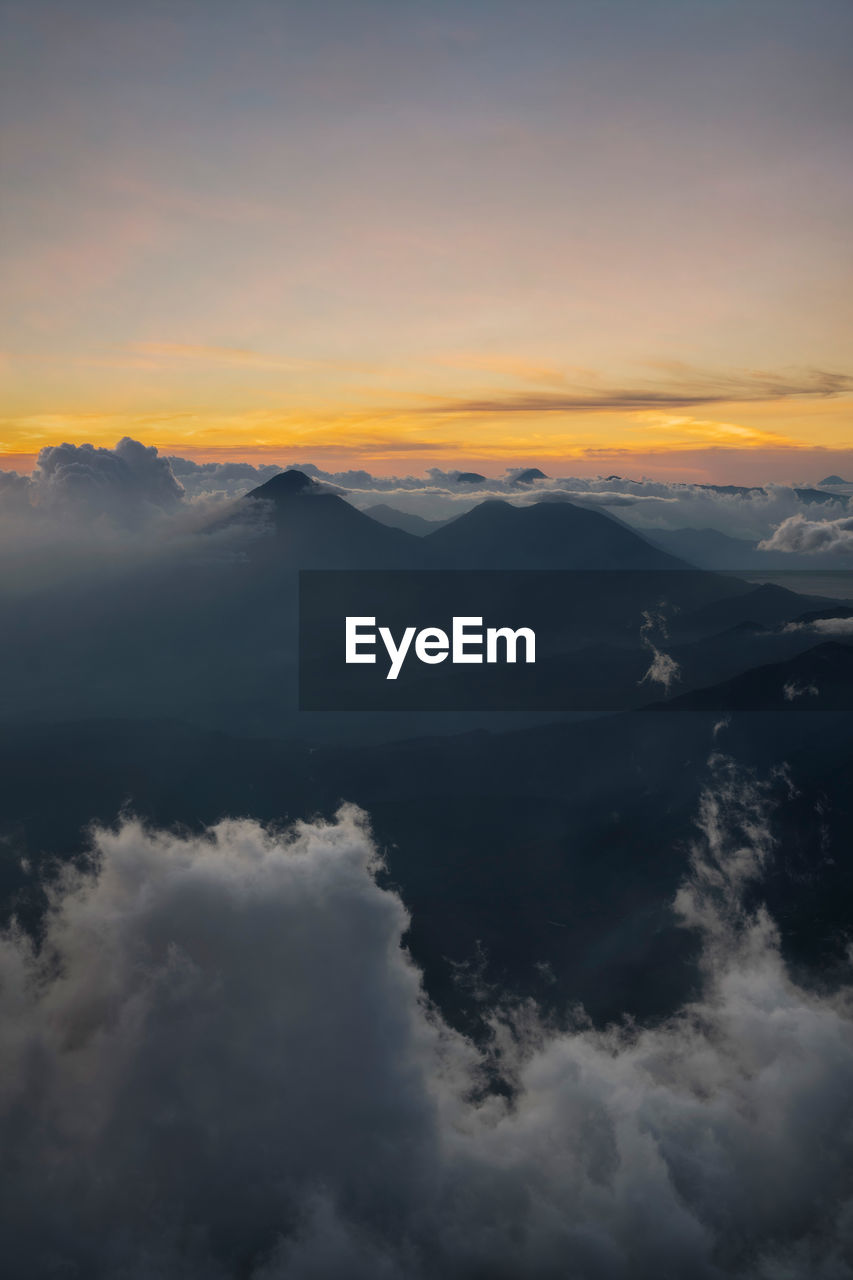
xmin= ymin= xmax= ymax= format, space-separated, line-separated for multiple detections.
xmin=1 ymin=761 xmax=851 ymax=1279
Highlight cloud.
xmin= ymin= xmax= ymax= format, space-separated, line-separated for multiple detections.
xmin=0 ymin=468 xmax=35 ymax=511
xmin=1 ymin=760 xmax=852 ymax=1277
xmin=2 ymin=438 xmax=851 ymax=545
xmin=169 ymin=455 xmax=285 ymax=498
xmin=28 ymin=437 xmax=185 ymax=520
xmin=291 ymin=465 xmax=850 ymax=540
xmin=423 ymin=368 xmax=853 ymax=416
xmin=0 ymin=452 xmax=265 ymax=598
xmin=760 ymin=514 xmax=853 ymax=555
xmin=0 ymin=439 xmax=273 ymax=587
xmin=784 ymin=618 xmax=853 ymax=637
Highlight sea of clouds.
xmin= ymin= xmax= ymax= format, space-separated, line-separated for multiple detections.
xmin=3 ymin=440 xmax=852 ymax=548
xmin=1 ymin=755 xmax=851 ymax=1279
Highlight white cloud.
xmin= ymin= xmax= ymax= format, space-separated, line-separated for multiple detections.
xmin=784 ymin=617 xmax=853 ymax=637
xmin=1 ymin=761 xmax=851 ymax=1277
xmin=33 ymin=437 xmax=185 ymax=518
xmin=760 ymin=514 xmax=853 ymax=555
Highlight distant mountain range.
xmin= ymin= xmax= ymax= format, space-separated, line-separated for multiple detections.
xmin=670 ymin=582 xmax=835 ymax=637
xmin=633 ymin=525 xmax=853 ymax=570
xmin=659 ymin=640 xmax=853 ymax=711
xmin=362 ymin=504 xmax=452 ymax=536
xmin=248 ymin=471 xmax=690 ymax=571
xmin=245 ymin=470 xmax=852 ymax=573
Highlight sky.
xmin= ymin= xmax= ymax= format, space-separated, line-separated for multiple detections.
xmin=1 ymin=0 xmax=851 ymax=482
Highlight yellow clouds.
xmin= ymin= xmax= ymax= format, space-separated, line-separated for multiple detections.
xmin=0 ymin=401 xmax=843 ymax=472
xmin=628 ymin=412 xmax=800 ymax=450
xmin=1 ymin=351 xmax=850 ymax=474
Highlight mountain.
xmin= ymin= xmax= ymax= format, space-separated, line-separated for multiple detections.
xmin=644 ymin=524 xmax=853 ymax=570
xmin=692 ymin=482 xmax=843 ymax=507
xmin=422 ymin=498 xmax=692 ymax=570
xmin=671 ymin=582 xmax=834 ymax=638
xmin=247 ymin=480 xmax=704 ymax=572
xmin=643 ymin=526 xmax=769 ymax=569
xmin=664 ymin=618 xmax=841 ymax=694
xmin=245 ymin=470 xmax=425 ymax=568
xmin=791 ymin=605 xmax=853 ymax=626
xmin=657 ymin=641 xmax=853 ymax=710
xmin=362 ymin=503 xmax=452 ymax=536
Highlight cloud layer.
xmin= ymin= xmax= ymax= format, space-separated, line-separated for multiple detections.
xmin=2 ymin=439 xmax=851 ymax=549
xmin=1 ymin=759 xmax=852 ymax=1278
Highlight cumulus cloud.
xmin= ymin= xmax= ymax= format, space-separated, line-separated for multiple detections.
xmin=0 ymin=440 xmax=272 ymax=596
xmin=760 ymin=514 xmax=853 ymax=555
xmin=1 ymin=760 xmax=852 ymax=1278
xmin=0 ymin=468 xmax=34 ymax=509
xmin=32 ymin=437 xmax=185 ymax=518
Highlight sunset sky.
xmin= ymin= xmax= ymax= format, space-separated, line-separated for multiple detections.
xmin=1 ymin=0 xmax=851 ymax=481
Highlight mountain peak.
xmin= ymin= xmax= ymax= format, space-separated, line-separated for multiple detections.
xmin=246 ymin=469 xmax=318 ymax=500
xmin=424 ymin=496 xmax=688 ymax=569
xmin=512 ymin=467 xmax=547 ymax=485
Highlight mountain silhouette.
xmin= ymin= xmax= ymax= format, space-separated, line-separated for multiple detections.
xmin=245 ymin=470 xmax=425 ymax=568
xmin=791 ymin=604 xmax=853 ymax=626
xmin=422 ymin=498 xmax=691 ymax=570
xmin=245 ymin=480 xmax=701 ymax=572
xmin=646 ymin=524 xmax=853 ymax=569
xmin=658 ymin=640 xmax=853 ymax=710
xmin=362 ymin=503 xmax=452 ymax=536
xmin=671 ymin=582 xmax=833 ymax=638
